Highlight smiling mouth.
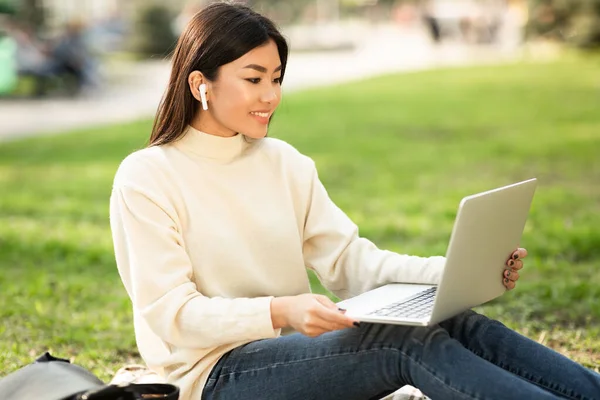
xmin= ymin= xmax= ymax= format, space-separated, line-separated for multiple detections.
xmin=250 ymin=111 xmax=270 ymax=118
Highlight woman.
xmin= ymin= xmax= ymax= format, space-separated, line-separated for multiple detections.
xmin=110 ymin=3 xmax=600 ymax=400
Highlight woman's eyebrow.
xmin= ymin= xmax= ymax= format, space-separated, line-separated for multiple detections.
xmin=242 ymin=64 xmax=282 ymax=73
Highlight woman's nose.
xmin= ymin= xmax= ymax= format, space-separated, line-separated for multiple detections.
xmin=261 ymin=87 xmax=278 ymax=103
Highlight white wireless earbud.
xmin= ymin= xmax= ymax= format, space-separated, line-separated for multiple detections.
xmin=199 ymin=83 xmax=208 ymax=110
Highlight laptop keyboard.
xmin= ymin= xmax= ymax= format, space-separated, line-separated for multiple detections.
xmin=367 ymin=287 xmax=438 ymax=319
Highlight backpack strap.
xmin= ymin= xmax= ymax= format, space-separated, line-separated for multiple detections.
xmin=75 ymin=383 xmax=179 ymax=400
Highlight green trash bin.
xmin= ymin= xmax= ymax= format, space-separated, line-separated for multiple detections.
xmin=0 ymin=33 xmax=17 ymax=95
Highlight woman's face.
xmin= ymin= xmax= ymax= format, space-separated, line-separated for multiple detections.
xmin=191 ymin=39 xmax=283 ymax=138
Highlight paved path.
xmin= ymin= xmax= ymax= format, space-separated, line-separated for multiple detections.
xmin=0 ymin=25 xmax=519 ymax=142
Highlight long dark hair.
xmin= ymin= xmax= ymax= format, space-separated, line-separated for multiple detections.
xmin=149 ymin=2 xmax=289 ymax=147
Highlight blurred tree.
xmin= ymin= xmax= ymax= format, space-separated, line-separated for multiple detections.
xmin=528 ymin=0 xmax=600 ymax=48
xmin=0 ymin=0 xmax=45 ymax=32
xmin=0 ymin=0 xmax=16 ymax=15
xmin=247 ymin=0 xmax=317 ymax=23
xmin=18 ymin=0 xmax=45 ymax=30
xmin=132 ymin=4 xmax=178 ymax=58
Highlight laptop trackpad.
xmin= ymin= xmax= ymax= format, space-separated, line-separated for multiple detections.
xmin=337 ymin=283 xmax=435 ymax=317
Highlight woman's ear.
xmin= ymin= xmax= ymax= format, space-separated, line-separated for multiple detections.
xmin=188 ymin=71 xmax=207 ymax=102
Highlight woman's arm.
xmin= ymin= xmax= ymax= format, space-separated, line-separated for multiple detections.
xmin=302 ymin=162 xmax=446 ymax=300
xmin=110 ymin=183 xmax=279 ymax=348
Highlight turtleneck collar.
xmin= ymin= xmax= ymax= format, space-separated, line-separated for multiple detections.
xmin=174 ymin=125 xmax=247 ymax=162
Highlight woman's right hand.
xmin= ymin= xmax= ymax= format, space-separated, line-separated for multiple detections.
xmin=271 ymin=294 xmax=358 ymax=337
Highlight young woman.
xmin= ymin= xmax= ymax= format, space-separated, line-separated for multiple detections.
xmin=110 ymin=3 xmax=600 ymax=400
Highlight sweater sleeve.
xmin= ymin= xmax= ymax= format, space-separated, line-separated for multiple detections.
xmin=110 ymin=183 xmax=279 ymax=349
xmin=302 ymin=162 xmax=446 ymax=300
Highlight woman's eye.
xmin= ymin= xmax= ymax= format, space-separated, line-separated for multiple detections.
xmin=246 ymin=77 xmax=281 ymax=84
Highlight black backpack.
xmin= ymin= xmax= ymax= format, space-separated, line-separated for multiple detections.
xmin=0 ymin=352 xmax=179 ymax=400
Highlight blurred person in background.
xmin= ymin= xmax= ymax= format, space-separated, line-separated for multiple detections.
xmin=109 ymin=3 xmax=600 ymax=400
xmin=49 ymin=19 xmax=99 ymax=93
xmin=3 ymin=17 xmax=55 ymax=95
xmin=421 ymin=0 xmax=441 ymax=43
xmin=3 ymin=17 xmax=99 ymax=96
xmin=0 ymin=16 xmax=18 ymax=95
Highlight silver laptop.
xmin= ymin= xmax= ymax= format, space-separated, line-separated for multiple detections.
xmin=337 ymin=178 xmax=537 ymax=326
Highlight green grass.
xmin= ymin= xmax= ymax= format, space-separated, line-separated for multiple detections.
xmin=1 ymin=57 xmax=599 ymax=379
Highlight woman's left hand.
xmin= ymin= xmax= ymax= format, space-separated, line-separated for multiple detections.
xmin=503 ymin=247 xmax=527 ymax=290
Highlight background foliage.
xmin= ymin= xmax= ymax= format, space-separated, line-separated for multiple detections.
xmin=1 ymin=57 xmax=599 ymax=378
xmin=528 ymin=0 xmax=600 ymax=48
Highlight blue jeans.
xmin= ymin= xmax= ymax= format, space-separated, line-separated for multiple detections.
xmin=201 ymin=310 xmax=600 ymax=399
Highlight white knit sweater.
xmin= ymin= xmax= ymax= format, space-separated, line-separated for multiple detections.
xmin=109 ymin=126 xmax=445 ymax=399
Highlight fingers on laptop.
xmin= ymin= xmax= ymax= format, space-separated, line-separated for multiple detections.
xmin=504 ymin=269 xmax=520 ymax=282
xmin=511 ymin=248 xmax=528 ymax=260
xmin=503 ymin=278 xmax=516 ymax=290
xmin=506 ymin=258 xmax=523 ymax=270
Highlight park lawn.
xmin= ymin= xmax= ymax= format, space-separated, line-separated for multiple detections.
xmin=1 ymin=57 xmax=599 ymax=379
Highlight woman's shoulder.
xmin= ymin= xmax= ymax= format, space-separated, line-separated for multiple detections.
xmin=258 ymin=137 xmax=315 ymax=169
xmin=113 ymin=146 xmax=169 ymax=188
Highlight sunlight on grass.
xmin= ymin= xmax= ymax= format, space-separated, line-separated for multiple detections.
xmin=1 ymin=58 xmax=599 ymax=378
